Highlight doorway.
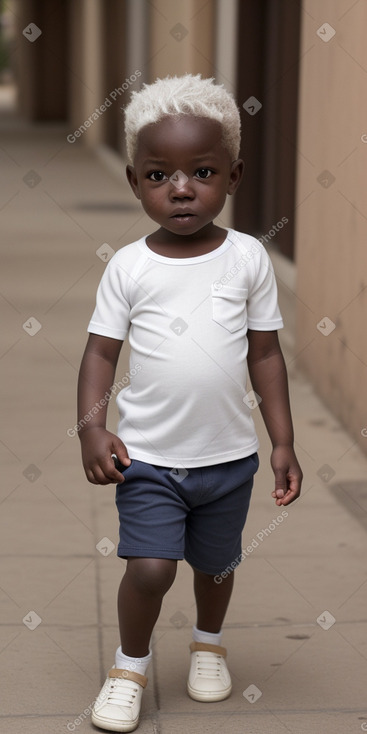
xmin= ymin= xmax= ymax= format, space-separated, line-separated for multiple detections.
xmin=234 ymin=0 xmax=301 ymax=259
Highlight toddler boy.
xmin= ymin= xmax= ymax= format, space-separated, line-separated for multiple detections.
xmin=77 ymin=74 xmax=302 ymax=732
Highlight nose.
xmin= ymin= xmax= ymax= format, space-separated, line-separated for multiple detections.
xmin=169 ymin=171 xmax=194 ymax=198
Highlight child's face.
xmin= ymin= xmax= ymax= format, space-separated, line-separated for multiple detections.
xmin=126 ymin=116 xmax=243 ymax=240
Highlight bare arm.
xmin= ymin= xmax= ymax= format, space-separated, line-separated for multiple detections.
xmin=247 ymin=329 xmax=302 ymax=506
xmin=77 ymin=333 xmax=131 ymax=484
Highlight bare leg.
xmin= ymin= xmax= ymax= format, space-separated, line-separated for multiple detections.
xmin=193 ymin=567 xmax=234 ymax=633
xmin=118 ymin=557 xmax=177 ymax=658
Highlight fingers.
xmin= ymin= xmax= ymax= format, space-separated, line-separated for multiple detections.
xmin=85 ymin=455 xmax=126 ymax=485
xmin=86 ymin=467 xmax=122 ymax=485
xmin=271 ymin=446 xmax=302 ymax=506
xmin=271 ymin=474 xmax=302 ymax=505
xmin=272 ymin=468 xmax=288 ymax=505
xmin=111 ymin=440 xmax=132 ymax=467
xmin=271 ymin=487 xmax=298 ymax=506
xmin=111 ymin=451 xmax=131 ymax=472
xmin=82 ymin=434 xmax=131 ymax=485
xmin=272 ymin=487 xmax=285 ymax=506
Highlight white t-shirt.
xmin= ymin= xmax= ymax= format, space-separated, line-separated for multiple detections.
xmin=88 ymin=228 xmax=283 ymax=467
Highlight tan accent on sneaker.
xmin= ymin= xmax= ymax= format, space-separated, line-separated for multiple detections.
xmin=107 ymin=668 xmax=148 ymax=688
xmin=189 ymin=641 xmax=227 ymax=657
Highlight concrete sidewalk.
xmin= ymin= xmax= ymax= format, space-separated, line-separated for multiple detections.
xmin=1 ymin=118 xmax=367 ymax=734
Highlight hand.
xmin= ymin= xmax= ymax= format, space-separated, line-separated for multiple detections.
xmin=270 ymin=445 xmax=302 ymax=506
xmin=79 ymin=427 xmax=131 ymax=485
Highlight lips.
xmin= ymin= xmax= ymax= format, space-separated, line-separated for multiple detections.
xmin=170 ymin=210 xmax=196 ymax=218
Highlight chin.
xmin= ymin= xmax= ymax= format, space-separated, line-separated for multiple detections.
xmin=164 ymin=223 xmax=202 ymax=235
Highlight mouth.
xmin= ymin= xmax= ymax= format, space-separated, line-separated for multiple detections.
xmin=170 ymin=211 xmax=196 ymax=222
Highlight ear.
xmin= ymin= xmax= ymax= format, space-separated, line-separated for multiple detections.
xmin=126 ymin=165 xmax=141 ymax=200
xmin=227 ymin=159 xmax=244 ymax=195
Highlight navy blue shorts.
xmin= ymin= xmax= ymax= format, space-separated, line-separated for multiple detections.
xmin=115 ymin=453 xmax=259 ymax=575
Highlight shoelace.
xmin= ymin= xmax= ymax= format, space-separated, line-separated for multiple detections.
xmin=195 ymin=652 xmax=223 ymax=678
xmin=105 ymin=678 xmax=138 ymax=707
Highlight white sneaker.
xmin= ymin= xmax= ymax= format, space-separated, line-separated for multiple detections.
xmin=187 ymin=641 xmax=232 ymax=702
xmin=91 ymin=667 xmax=147 ymax=732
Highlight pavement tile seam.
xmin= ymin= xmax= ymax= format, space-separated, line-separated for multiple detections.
xmin=90 ymin=486 xmax=109 ymax=685
xmin=0 ymin=554 xmax=94 ymax=558
xmin=2 ymin=618 xmax=361 ymax=631
xmin=1 ymin=706 xmax=366 ymax=718
xmin=151 ymin=707 xmax=367 ymax=716
xmin=153 ymin=619 xmax=367 ymax=630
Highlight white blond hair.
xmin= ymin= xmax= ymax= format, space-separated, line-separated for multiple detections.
xmin=124 ymin=74 xmax=241 ymax=163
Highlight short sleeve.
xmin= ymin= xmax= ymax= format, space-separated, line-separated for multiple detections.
xmin=246 ymin=245 xmax=284 ymax=331
xmin=87 ymin=257 xmax=131 ymax=340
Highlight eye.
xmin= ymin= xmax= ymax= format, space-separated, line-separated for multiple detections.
xmin=148 ymin=171 xmax=167 ymax=182
xmin=195 ymin=168 xmax=213 ymax=179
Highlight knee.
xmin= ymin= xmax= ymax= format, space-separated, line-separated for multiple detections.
xmin=126 ymin=557 xmax=177 ymax=596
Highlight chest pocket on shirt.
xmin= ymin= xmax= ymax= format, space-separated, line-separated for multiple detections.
xmin=211 ymin=284 xmax=248 ymax=333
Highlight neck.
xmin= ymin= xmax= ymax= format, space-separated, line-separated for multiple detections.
xmin=145 ymin=225 xmax=228 ymax=258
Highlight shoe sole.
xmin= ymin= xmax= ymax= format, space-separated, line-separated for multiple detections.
xmin=187 ymin=682 xmax=232 ymax=702
xmin=91 ymin=710 xmax=139 ymax=732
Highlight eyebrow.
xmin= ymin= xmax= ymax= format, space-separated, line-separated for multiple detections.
xmin=191 ymin=153 xmax=219 ymax=161
xmin=143 ymin=154 xmax=219 ymax=166
xmin=143 ymin=159 xmax=168 ymax=166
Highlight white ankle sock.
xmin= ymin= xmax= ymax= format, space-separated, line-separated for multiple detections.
xmin=192 ymin=625 xmax=222 ymax=646
xmin=115 ymin=646 xmax=152 ymax=675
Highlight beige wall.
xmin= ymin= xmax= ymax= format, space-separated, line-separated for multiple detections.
xmin=214 ymin=0 xmax=238 ymax=230
xmin=148 ymin=0 xmax=215 ymax=81
xmin=69 ymin=0 xmax=104 ymax=146
xmin=295 ymin=0 xmax=367 ymax=453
